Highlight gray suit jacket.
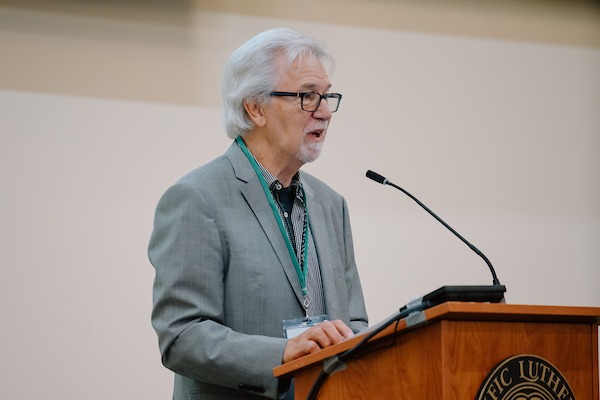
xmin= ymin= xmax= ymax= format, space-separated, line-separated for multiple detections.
xmin=149 ymin=142 xmax=368 ymax=400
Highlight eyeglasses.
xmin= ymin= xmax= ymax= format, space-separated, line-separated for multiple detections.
xmin=270 ymin=91 xmax=342 ymax=113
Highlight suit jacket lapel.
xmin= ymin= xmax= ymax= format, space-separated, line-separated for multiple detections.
xmin=226 ymin=143 xmax=306 ymax=306
xmin=303 ymin=178 xmax=340 ymax=319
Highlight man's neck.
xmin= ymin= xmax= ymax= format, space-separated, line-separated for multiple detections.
xmin=241 ymin=135 xmax=301 ymax=187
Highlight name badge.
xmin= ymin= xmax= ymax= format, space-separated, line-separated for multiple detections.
xmin=282 ymin=315 xmax=328 ymax=339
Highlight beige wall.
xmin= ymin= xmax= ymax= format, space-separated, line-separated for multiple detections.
xmin=2 ymin=0 xmax=600 ymax=105
xmin=1 ymin=1 xmax=599 ymax=399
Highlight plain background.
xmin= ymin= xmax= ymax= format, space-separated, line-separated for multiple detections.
xmin=1 ymin=1 xmax=599 ymax=398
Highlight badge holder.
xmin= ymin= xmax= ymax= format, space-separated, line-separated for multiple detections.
xmin=282 ymin=314 xmax=328 ymax=339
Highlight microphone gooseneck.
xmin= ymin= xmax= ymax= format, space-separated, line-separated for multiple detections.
xmin=365 ymin=170 xmax=502 ymax=286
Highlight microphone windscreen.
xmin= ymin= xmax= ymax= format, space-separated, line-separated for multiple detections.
xmin=366 ymin=170 xmax=387 ymax=184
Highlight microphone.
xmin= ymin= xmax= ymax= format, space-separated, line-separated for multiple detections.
xmin=305 ymin=172 xmax=507 ymax=400
xmin=366 ymin=169 xmax=506 ymax=304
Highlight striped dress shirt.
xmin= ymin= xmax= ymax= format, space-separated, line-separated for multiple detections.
xmin=256 ymin=162 xmax=326 ymax=318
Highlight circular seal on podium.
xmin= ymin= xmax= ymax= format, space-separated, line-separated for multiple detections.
xmin=475 ymin=354 xmax=576 ymax=400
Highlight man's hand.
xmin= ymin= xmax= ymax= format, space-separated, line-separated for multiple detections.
xmin=282 ymin=320 xmax=354 ymax=363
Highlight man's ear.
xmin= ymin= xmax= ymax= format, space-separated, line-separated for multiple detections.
xmin=243 ymin=99 xmax=267 ymax=128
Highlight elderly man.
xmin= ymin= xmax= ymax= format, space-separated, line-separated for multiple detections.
xmin=149 ymin=27 xmax=368 ymax=400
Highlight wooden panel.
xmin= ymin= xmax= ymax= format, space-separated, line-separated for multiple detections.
xmin=293 ymin=323 xmax=445 ymax=399
xmin=440 ymin=320 xmax=596 ymax=399
xmin=292 ymin=320 xmax=597 ymax=400
xmin=274 ymin=304 xmax=600 ymax=400
xmin=593 ymin=325 xmax=599 ymax=400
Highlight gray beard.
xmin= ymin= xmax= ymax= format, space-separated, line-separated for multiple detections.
xmin=297 ymin=140 xmax=324 ymax=164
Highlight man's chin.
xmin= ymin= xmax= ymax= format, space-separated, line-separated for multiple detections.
xmin=297 ymin=141 xmax=324 ymax=164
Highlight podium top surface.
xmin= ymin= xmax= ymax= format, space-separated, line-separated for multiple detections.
xmin=423 ymin=301 xmax=600 ymax=324
xmin=273 ymin=302 xmax=600 ymax=378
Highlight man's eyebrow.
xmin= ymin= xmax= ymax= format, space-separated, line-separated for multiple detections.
xmin=300 ymin=83 xmax=332 ymax=92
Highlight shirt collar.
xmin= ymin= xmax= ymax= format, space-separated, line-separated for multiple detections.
xmin=255 ymin=160 xmax=303 ymax=196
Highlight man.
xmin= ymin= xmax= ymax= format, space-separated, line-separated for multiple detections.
xmin=149 ymin=27 xmax=368 ymax=400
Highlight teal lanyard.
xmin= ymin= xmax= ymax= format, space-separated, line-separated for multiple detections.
xmin=236 ymin=136 xmax=311 ymax=311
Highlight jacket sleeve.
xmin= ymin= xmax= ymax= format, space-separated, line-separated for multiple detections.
xmin=149 ymin=181 xmax=287 ymax=399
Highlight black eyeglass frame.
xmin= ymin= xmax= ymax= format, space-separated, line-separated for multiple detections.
xmin=269 ymin=91 xmax=342 ymax=113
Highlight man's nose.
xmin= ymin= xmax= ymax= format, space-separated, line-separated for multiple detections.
xmin=313 ymin=98 xmax=333 ymax=119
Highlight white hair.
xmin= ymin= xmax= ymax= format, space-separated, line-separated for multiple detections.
xmin=221 ymin=28 xmax=333 ymax=139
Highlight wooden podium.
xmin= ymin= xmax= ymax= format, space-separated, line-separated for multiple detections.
xmin=274 ymin=302 xmax=600 ymax=399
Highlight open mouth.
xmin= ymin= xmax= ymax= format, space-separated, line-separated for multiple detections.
xmin=308 ymin=129 xmax=325 ymax=138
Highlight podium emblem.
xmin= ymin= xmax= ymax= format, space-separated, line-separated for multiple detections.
xmin=475 ymin=354 xmax=575 ymax=400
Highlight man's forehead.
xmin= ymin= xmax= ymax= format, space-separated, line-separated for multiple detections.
xmin=279 ymin=56 xmax=332 ymax=89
